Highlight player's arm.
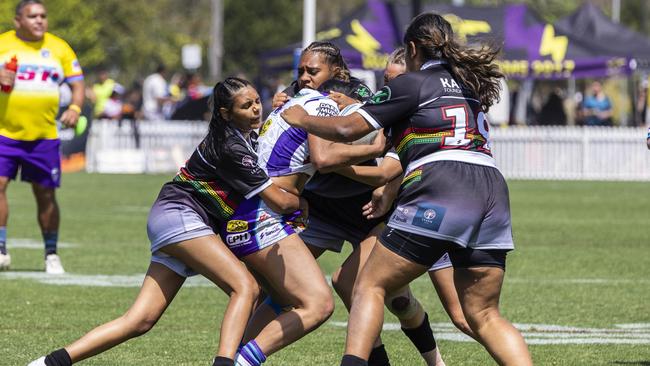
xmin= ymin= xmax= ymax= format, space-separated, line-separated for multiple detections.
xmin=335 ymin=155 xmax=402 ymax=187
xmin=362 ymin=174 xmax=402 ymax=219
xmin=308 ymin=132 xmax=385 ymax=173
xmin=259 ymin=185 xmax=303 ymax=214
xmin=0 ymin=67 xmax=16 ymax=89
xmin=60 ymin=80 xmax=85 ymax=127
xmin=283 ymin=76 xmax=420 ymax=142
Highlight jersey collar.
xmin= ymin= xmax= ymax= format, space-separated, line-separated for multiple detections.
xmin=420 ymin=59 xmax=447 ymax=70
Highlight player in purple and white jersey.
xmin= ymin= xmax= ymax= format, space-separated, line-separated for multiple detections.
xmin=234 ymin=80 xmax=386 ymax=366
xmin=282 ymin=13 xmax=532 ymax=366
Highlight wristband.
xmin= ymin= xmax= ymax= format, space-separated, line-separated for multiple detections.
xmin=67 ymin=104 xmax=81 ymax=113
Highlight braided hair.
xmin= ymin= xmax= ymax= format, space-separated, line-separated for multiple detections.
xmin=203 ymin=77 xmax=253 ymax=160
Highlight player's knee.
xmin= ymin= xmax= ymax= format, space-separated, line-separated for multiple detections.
xmin=304 ymin=288 xmax=335 ymax=324
xmin=386 ymin=293 xmax=420 ymax=320
xmin=124 ymin=314 xmax=159 ymax=337
xmin=232 ymin=274 xmax=260 ymax=302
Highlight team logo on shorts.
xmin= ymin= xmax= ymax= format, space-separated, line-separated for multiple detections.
xmin=241 ymin=155 xmax=255 ymax=168
xmin=412 ymin=205 xmax=446 ymax=231
xmin=369 ymin=86 xmax=391 ymax=104
xmin=226 ymin=220 xmax=249 ymax=233
xmin=226 ymin=232 xmax=251 ymax=247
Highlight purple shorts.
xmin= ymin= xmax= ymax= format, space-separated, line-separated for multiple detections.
xmin=0 ymin=135 xmax=61 ymax=188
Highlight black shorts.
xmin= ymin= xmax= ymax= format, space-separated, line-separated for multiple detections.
xmin=379 ymin=227 xmax=508 ymax=269
xmin=299 ymin=189 xmax=387 ymax=252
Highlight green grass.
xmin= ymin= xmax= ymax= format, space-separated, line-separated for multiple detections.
xmin=1 ymin=174 xmax=650 ymax=365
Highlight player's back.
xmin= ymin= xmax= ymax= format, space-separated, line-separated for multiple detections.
xmin=257 ymin=88 xmax=338 ymax=179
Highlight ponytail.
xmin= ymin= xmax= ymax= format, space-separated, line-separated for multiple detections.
xmin=404 ymin=13 xmax=503 ymax=111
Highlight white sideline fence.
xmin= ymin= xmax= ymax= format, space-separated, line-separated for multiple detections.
xmin=86 ymin=120 xmax=650 ymax=181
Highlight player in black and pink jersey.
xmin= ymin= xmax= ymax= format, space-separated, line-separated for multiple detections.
xmin=28 ymin=78 xmax=302 ymax=366
xmin=282 ymin=13 xmax=532 ymax=366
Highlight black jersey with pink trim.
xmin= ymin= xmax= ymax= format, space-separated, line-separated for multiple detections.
xmin=356 ymin=60 xmax=496 ymax=175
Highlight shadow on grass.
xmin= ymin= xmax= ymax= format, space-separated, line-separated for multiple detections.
xmin=613 ymin=362 xmax=650 ymax=365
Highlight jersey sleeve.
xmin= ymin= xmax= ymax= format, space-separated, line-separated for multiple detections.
xmin=385 ymin=147 xmax=400 ymax=161
xmin=303 ymin=97 xmax=340 ymax=117
xmin=59 ymin=39 xmax=83 ymax=83
xmin=357 ymin=73 xmax=424 ymax=129
xmin=226 ymin=141 xmax=272 ymax=199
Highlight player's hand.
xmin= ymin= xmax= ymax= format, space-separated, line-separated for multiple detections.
xmin=328 ymin=91 xmax=357 ymax=110
xmin=0 ymin=68 xmax=16 ymax=89
xmin=371 ymin=128 xmax=388 ymax=155
xmin=272 ymin=92 xmax=289 ymax=109
xmin=60 ymin=107 xmax=80 ymax=128
xmin=281 ymin=105 xmax=308 ymax=127
xmin=362 ymin=185 xmax=393 ymax=219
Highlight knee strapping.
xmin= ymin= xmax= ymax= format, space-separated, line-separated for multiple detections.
xmin=386 ymin=290 xmax=421 ymax=320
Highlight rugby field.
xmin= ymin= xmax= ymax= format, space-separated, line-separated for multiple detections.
xmin=1 ymin=173 xmax=649 ymax=365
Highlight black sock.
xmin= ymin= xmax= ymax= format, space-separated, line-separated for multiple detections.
xmin=212 ymin=356 xmax=235 ymax=366
xmin=341 ymin=354 xmax=368 ymax=366
xmin=44 ymin=348 xmax=72 ymax=366
xmin=401 ymin=312 xmax=437 ymax=354
xmin=368 ymin=344 xmax=390 ymax=366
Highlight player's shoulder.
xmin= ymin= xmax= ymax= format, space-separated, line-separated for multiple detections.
xmin=0 ymin=31 xmax=19 ymax=50
xmin=43 ymin=33 xmax=72 ymax=48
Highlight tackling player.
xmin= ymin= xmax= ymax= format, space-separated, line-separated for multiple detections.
xmin=281 ymin=13 xmax=533 ymax=366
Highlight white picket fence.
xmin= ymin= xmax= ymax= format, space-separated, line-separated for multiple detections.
xmin=86 ymin=120 xmax=650 ymax=181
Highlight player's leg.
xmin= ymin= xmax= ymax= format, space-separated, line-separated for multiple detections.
xmin=0 ymin=177 xmax=10 ymax=269
xmin=22 ymin=138 xmax=63 ymax=273
xmin=452 ymin=258 xmax=531 ymax=366
xmin=330 ymin=225 xmax=390 ymax=366
xmin=341 ymin=238 xmax=430 ymax=364
xmin=29 ymin=262 xmax=185 ymax=366
xmin=428 ymin=266 xmax=476 ymax=339
xmin=0 ymin=137 xmax=22 ymax=269
xmin=161 ymin=234 xmax=259 ymax=361
xmin=238 ymin=234 xmax=334 ymax=364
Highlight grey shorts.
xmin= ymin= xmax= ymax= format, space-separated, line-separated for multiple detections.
xmin=388 ymin=160 xmax=514 ymax=251
xmin=147 ymin=198 xmax=216 ymax=277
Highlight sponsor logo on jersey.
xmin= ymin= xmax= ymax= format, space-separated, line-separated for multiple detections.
xmin=226 ymin=220 xmax=249 ymax=233
xmin=412 ymin=205 xmax=446 ymax=231
xmin=317 ymin=103 xmax=338 ymax=117
xmin=226 ymin=232 xmax=251 ymax=247
xmin=241 ymin=155 xmax=255 ymax=168
xmin=391 ymin=206 xmax=411 ymax=223
xmin=41 ymin=49 xmax=50 ymax=58
xmin=370 ymin=86 xmax=391 ymax=104
xmin=440 ymin=78 xmax=463 ymax=94
xmin=259 ymin=212 xmax=271 ymax=222
xmin=259 ymin=118 xmax=272 ymax=137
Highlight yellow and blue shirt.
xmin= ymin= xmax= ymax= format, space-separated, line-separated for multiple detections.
xmin=0 ymin=31 xmax=83 ymax=141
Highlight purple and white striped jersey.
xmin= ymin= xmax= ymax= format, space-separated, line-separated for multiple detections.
xmin=257 ymin=88 xmax=339 ymax=178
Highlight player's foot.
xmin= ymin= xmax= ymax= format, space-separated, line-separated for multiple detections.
xmin=0 ymin=252 xmax=10 ymax=270
xmin=45 ymin=254 xmax=65 ymax=274
xmin=27 ymin=356 xmax=46 ymax=366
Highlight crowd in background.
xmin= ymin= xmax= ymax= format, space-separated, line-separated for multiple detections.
xmin=70 ymin=65 xmax=649 ymax=129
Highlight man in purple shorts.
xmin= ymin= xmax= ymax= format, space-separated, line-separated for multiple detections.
xmin=0 ymin=0 xmax=85 ymax=273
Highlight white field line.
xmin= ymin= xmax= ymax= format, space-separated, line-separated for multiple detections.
xmin=6 ymin=239 xmax=77 ymax=249
xmin=328 ymin=322 xmax=650 ymax=345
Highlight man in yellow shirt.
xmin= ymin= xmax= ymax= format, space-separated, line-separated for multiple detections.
xmin=0 ymin=0 xmax=84 ymax=274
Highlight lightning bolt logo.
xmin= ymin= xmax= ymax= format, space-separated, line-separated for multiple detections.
xmin=539 ymin=24 xmax=568 ymax=62
xmin=346 ymin=19 xmax=380 ymax=56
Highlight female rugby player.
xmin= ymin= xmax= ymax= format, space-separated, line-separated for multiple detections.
xmin=271 ymin=41 xmax=445 ymax=366
xmin=29 ymin=77 xmax=302 ymax=366
xmin=281 ymin=13 xmax=533 ymax=366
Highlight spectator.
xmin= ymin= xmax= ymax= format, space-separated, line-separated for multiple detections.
xmin=582 ymin=81 xmax=613 ymax=126
xmin=98 ymin=83 xmax=124 ymax=120
xmin=0 ymin=0 xmax=85 ymax=274
xmin=142 ymin=64 xmax=168 ymax=120
xmin=538 ymin=88 xmax=567 ymax=126
xmin=90 ymin=68 xmax=115 ymax=118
